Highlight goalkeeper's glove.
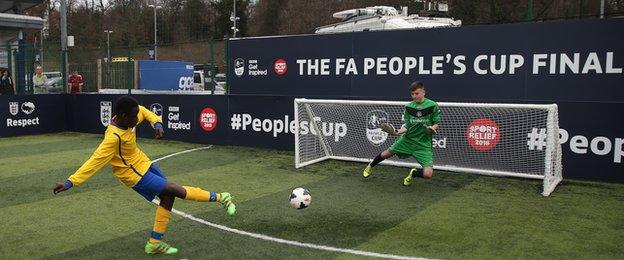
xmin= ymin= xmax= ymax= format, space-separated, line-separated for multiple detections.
xmin=380 ymin=123 xmax=399 ymax=135
xmin=426 ymin=125 xmax=437 ymax=134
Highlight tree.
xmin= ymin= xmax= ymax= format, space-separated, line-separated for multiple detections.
xmin=183 ymin=0 xmax=214 ymax=41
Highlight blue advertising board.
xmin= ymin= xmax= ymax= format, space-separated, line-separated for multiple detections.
xmin=138 ymin=60 xmax=194 ymax=91
xmin=66 ymin=94 xmax=229 ymax=146
xmin=0 ymin=95 xmax=67 ymax=137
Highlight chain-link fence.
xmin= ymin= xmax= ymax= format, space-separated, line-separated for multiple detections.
xmin=1 ymin=42 xmax=49 ymax=95
xmin=1 ymin=38 xmax=228 ymax=95
xmin=60 ymin=39 xmax=227 ymax=93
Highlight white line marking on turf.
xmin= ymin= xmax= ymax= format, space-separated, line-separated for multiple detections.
xmin=151 ymin=147 xmax=430 ymax=260
xmin=152 ymin=146 xmax=213 ymax=163
xmin=170 ymin=208 xmax=429 ymax=260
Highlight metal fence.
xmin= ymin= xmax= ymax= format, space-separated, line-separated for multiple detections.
xmin=1 ymin=38 xmax=227 ymax=95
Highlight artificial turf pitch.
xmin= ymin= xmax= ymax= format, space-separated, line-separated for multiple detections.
xmin=1 ymin=132 xmax=623 ymax=259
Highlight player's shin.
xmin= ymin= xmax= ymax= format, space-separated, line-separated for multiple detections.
xmin=182 ymin=186 xmax=220 ymax=202
xmin=370 ymin=153 xmax=385 ymax=167
xmin=411 ymin=168 xmax=424 ymax=178
xmin=149 ymin=206 xmax=171 ymax=243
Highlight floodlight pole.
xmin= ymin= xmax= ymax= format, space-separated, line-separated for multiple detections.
xmin=104 ymin=30 xmax=113 ymax=62
xmin=231 ymin=0 xmax=239 ymax=37
xmin=60 ymin=0 xmax=68 ymax=93
xmin=148 ymin=3 xmax=162 ymax=60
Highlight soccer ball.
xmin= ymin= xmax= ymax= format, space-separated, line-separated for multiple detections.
xmin=289 ymin=187 xmax=311 ymax=209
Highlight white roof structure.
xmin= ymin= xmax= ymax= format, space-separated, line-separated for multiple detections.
xmin=315 ymin=6 xmax=461 ymax=34
xmin=0 ymin=12 xmax=43 ymax=29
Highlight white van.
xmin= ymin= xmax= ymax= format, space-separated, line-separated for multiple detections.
xmin=193 ymin=70 xmax=206 ymax=91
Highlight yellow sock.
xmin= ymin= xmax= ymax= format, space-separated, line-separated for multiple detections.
xmin=183 ymin=186 xmax=219 ymax=202
xmin=148 ymin=206 xmax=171 ymax=243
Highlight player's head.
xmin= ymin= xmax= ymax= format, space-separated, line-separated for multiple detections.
xmin=409 ymin=81 xmax=425 ymax=102
xmin=115 ymin=95 xmax=139 ymax=127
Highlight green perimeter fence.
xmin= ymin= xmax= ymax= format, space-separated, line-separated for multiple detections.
xmin=0 ymin=39 xmax=227 ymax=94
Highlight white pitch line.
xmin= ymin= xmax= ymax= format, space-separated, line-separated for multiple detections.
xmin=152 ymin=146 xmax=213 ymax=163
xmin=151 ymin=147 xmax=431 ymax=260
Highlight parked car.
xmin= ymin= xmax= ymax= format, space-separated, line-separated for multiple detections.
xmin=213 ymin=73 xmax=227 ymax=94
xmin=43 ymin=71 xmax=64 ymax=93
xmin=201 ymin=72 xmax=227 ymax=94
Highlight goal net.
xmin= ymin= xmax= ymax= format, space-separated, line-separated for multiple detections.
xmin=294 ymin=98 xmax=563 ymax=196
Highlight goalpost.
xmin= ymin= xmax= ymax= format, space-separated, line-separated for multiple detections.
xmin=294 ymin=98 xmax=563 ymax=196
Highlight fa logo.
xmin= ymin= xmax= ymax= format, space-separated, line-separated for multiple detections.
xmin=9 ymin=102 xmax=18 ymax=116
xmin=100 ymin=101 xmax=112 ymax=127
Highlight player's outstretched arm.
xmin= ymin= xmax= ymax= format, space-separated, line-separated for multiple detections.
xmin=52 ymin=134 xmax=116 ymax=194
xmin=138 ymin=105 xmax=164 ymax=139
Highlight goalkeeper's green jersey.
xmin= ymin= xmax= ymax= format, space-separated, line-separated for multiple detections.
xmin=398 ymin=98 xmax=441 ymax=151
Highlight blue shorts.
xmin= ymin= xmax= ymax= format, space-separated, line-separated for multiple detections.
xmin=132 ymin=163 xmax=167 ymax=201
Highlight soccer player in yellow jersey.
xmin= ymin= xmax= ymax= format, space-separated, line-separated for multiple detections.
xmin=52 ymin=96 xmax=236 ymax=255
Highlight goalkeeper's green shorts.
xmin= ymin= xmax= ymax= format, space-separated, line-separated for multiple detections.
xmin=388 ymin=139 xmax=434 ymax=168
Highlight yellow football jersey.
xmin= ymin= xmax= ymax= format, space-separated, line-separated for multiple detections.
xmin=68 ymin=105 xmax=162 ymax=187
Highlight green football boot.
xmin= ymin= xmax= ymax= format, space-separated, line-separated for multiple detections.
xmin=220 ymin=192 xmax=236 ymax=216
xmin=145 ymin=241 xmax=178 ymax=255
xmin=403 ymin=169 xmax=416 ymax=186
xmin=362 ymin=164 xmax=373 ymax=178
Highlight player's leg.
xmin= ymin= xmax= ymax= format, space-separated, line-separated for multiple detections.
xmin=133 ymin=163 xmax=235 ymax=254
xmin=363 ymin=150 xmax=394 ymax=178
xmin=403 ymin=151 xmax=434 ymax=186
xmin=160 ymin=181 xmax=236 ymax=216
xmin=145 ymin=194 xmax=178 ymax=255
xmin=131 ymin=163 xmax=179 ymax=254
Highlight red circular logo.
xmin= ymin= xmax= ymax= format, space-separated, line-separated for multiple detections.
xmin=466 ymin=118 xmax=500 ymax=151
xmin=199 ymin=107 xmax=218 ymax=132
xmin=274 ymin=59 xmax=287 ymax=75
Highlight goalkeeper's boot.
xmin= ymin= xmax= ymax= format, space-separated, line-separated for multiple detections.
xmin=362 ymin=164 xmax=373 ymax=178
xmin=403 ymin=169 xmax=416 ymax=186
xmin=145 ymin=241 xmax=178 ymax=255
xmin=220 ymin=192 xmax=236 ymax=216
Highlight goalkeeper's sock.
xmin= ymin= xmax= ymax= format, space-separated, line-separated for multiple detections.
xmin=411 ymin=168 xmax=424 ymax=178
xmin=370 ymin=154 xmax=385 ymax=167
xmin=183 ymin=186 xmax=220 ymax=202
xmin=148 ymin=206 xmax=171 ymax=243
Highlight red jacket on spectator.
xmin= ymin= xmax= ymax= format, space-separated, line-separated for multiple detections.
xmin=68 ymin=73 xmax=84 ymax=93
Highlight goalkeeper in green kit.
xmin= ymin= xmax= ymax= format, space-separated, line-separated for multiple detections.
xmin=363 ymin=81 xmax=441 ymax=186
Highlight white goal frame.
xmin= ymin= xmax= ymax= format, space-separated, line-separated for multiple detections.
xmin=294 ymin=98 xmax=563 ymax=196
